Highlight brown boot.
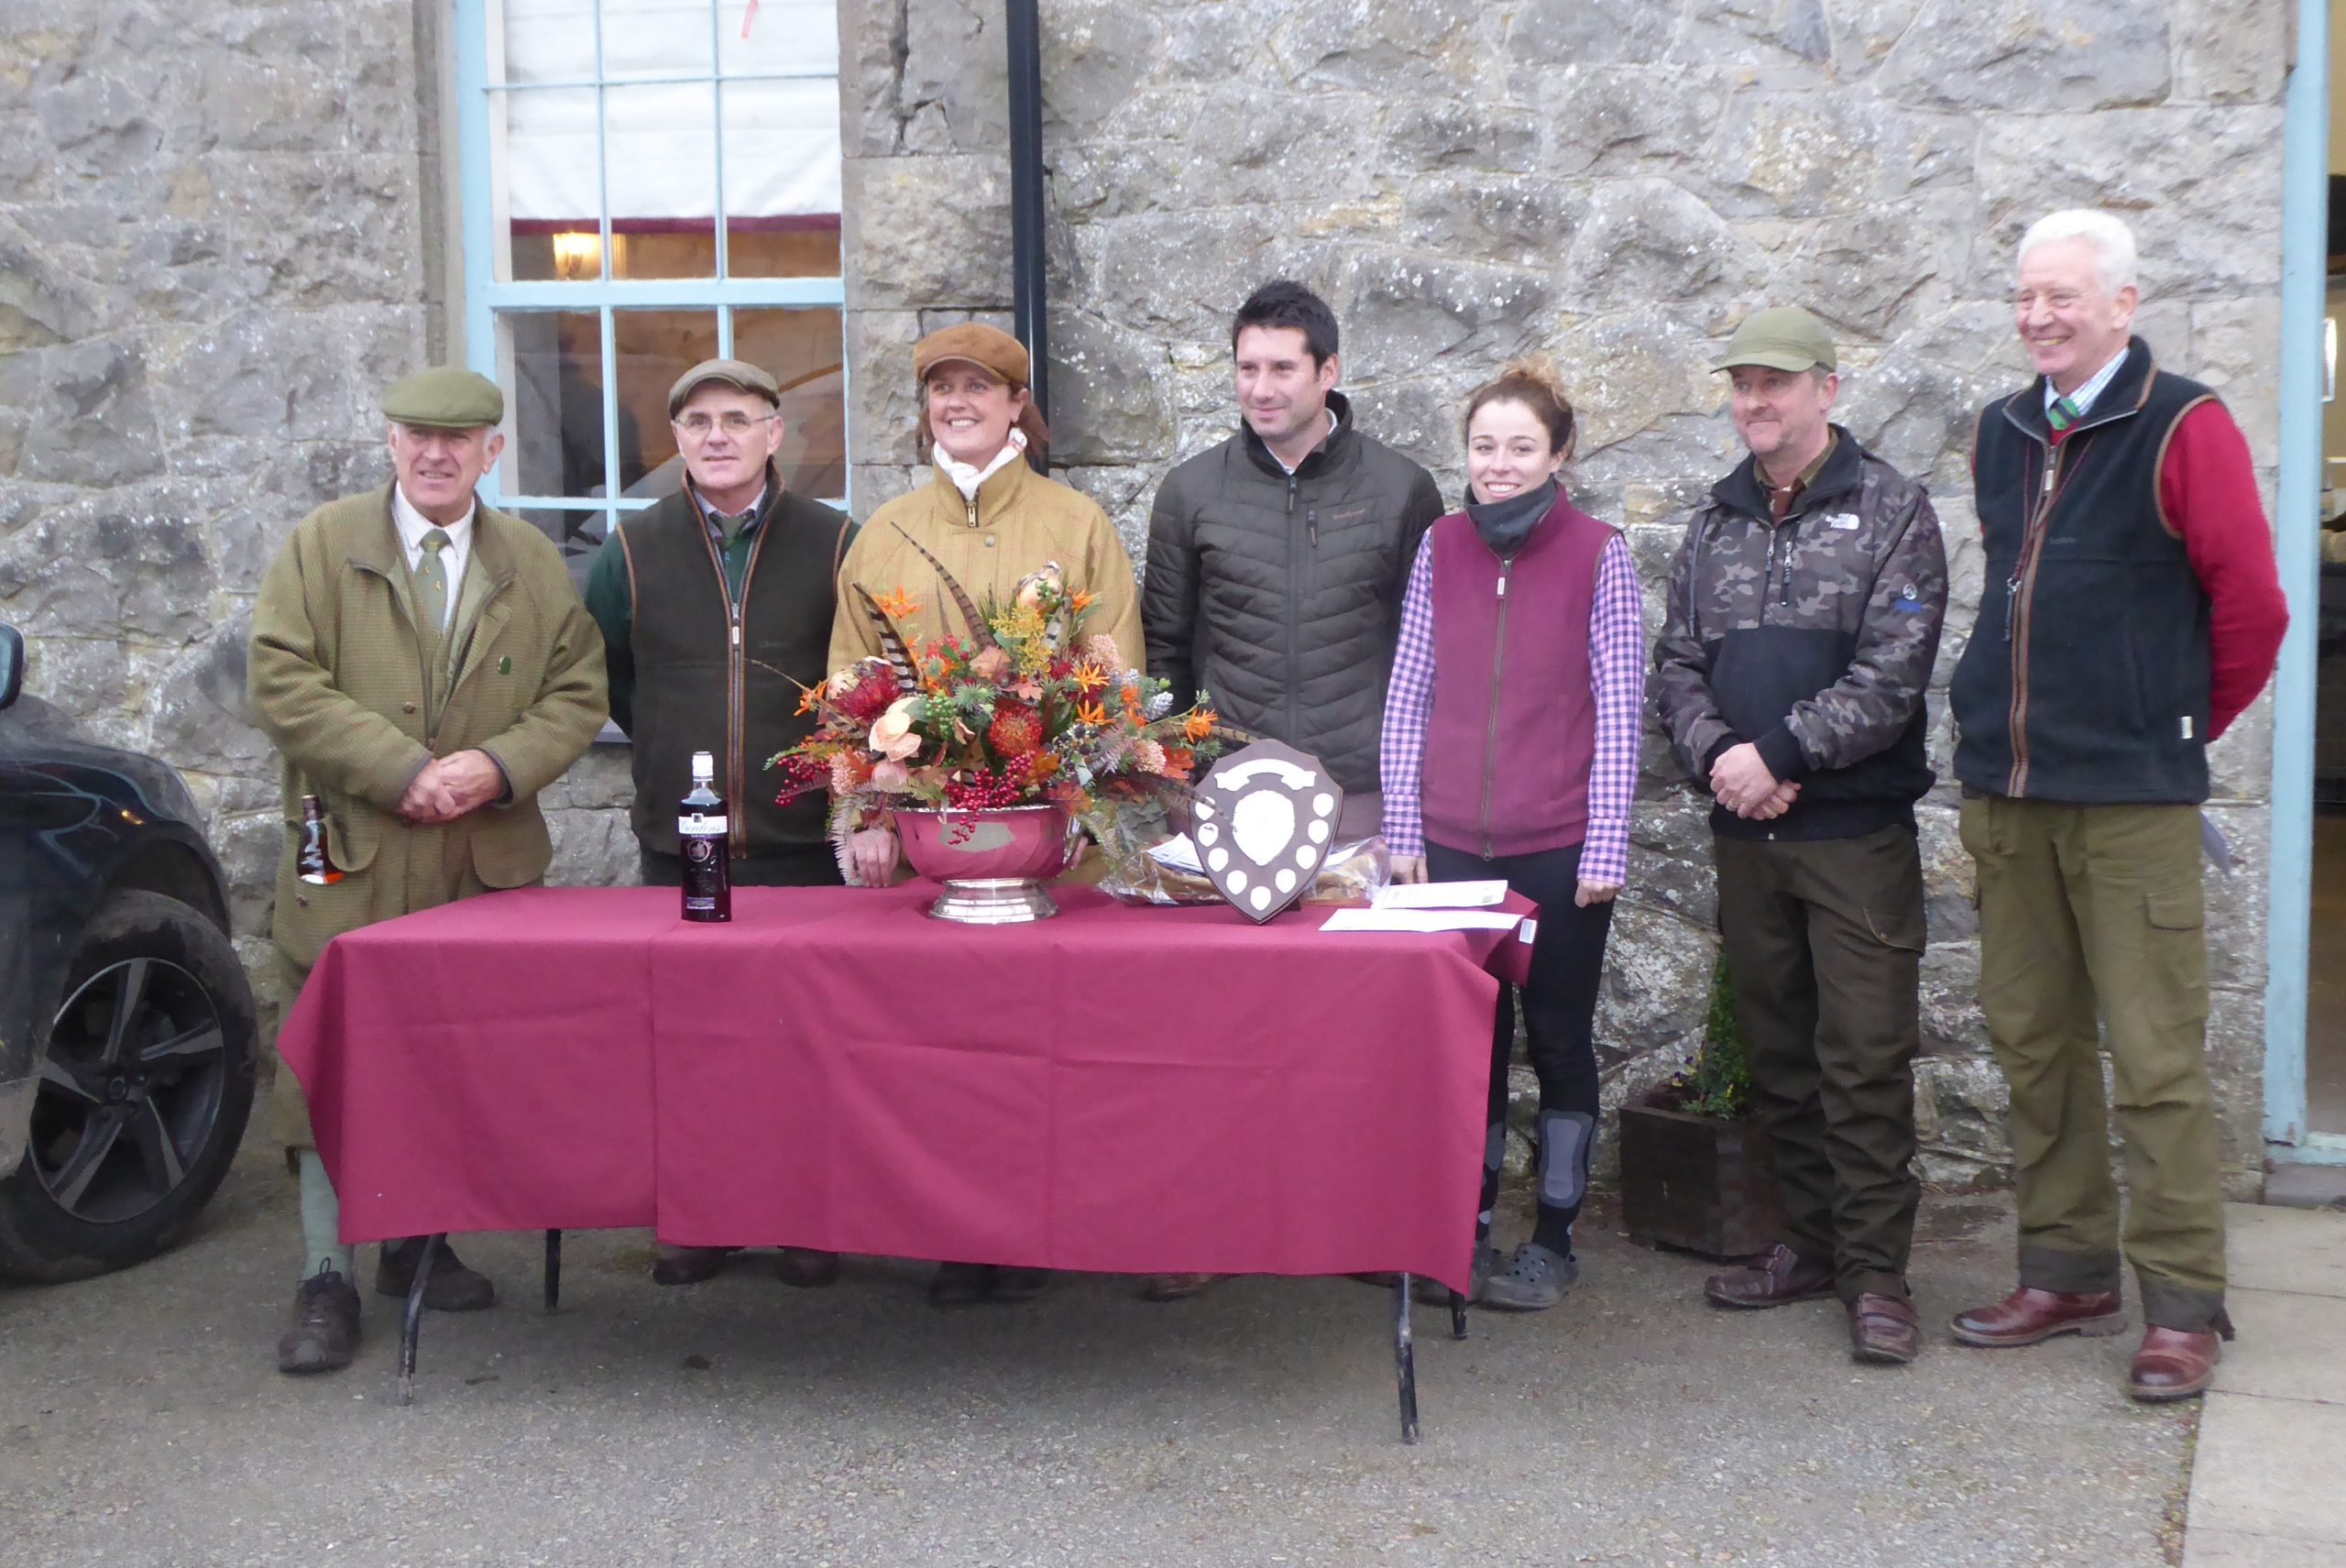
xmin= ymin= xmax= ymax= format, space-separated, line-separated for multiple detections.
xmin=1848 ymin=1292 xmax=1922 ymax=1364
xmin=2127 ymin=1320 xmax=2231 ymax=1402
xmin=776 ymin=1247 xmax=842 ymax=1288
xmin=1141 ymin=1272 xmax=1226 ymax=1302
xmin=278 ymin=1269 xmax=361 ymax=1375
xmin=374 ymin=1237 xmax=496 ymax=1311
xmin=1949 ymin=1286 xmax=2125 ymax=1348
xmin=1704 ymin=1244 xmax=1836 ymax=1309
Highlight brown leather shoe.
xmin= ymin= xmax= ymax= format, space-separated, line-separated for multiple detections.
xmin=2127 ymin=1321 xmax=2231 ymax=1402
xmin=776 ymin=1247 xmax=841 ymax=1288
xmin=651 ymin=1245 xmax=738 ymax=1285
xmin=1949 ymin=1286 xmax=2125 ymax=1347
xmin=1704 ymin=1244 xmax=1836 ymax=1309
xmin=1141 ymin=1272 xmax=1226 ymax=1302
xmin=1848 ymin=1292 xmax=1922 ymax=1364
xmin=279 ymin=1269 xmax=361 ymax=1375
xmin=375 ymin=1237 xmax=496 ymax=1310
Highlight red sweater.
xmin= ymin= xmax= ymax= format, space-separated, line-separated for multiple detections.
xmin=2054 ymin=400 xmax=2286 ymax=738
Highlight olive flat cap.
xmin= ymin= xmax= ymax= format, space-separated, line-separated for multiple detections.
xmin=381 ymin=367 xmax=506 ymax=428
xmin=914 ymin=322 xmax=1030 ymax=388
xmin=1714 ymin=306 xmax=1837 ymax=374
xmin=668 ymin=356 xmax=782 ymax=417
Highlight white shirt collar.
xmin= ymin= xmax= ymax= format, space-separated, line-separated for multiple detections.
xmin=1268 ymin=408 xmax=1338 ymax=476
xmin=391 ymin=483 xmax=476 ymax=555
xmin=935 ymin=429 xmax=1027 ymax=502
xmin=2046 ymin=346 xmax=2129 ymax=418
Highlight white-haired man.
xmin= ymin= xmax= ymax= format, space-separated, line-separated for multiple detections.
xmin=1946 ymin=211 xmax=2286 ymax=1400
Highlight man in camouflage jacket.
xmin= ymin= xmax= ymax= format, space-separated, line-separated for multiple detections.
xmin=1651 ymin=308 xmax=1948 ymax=1366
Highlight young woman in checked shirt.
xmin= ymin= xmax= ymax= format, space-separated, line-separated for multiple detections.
xmin=1379 ymin=356 xmax=1643 ymax=1311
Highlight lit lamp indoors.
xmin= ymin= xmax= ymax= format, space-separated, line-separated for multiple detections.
xmin=550 ymin=229 xmax=623 ymax=280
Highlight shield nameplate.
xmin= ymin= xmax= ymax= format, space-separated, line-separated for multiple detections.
xmin=1189 ymin=739 xmax=1343 ymax=923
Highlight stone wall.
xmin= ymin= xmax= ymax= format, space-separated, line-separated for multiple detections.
xmin=839 ymin=0 xmax=2294 ymax=1191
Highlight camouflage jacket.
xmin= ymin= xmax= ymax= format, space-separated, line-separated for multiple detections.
xmin=1651 ymin=428 xmax=1948 ymax=838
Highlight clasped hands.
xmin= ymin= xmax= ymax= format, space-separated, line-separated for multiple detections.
xmin=1709 ymin=740 xmax=1799 ymax=821
xmin=396 ymin=749 xmax=506 ymax=825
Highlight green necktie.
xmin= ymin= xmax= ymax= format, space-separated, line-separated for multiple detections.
xmin=416 ymin=528 xmax=452 ymax=645
xmin=2046 ymin=394 xmax=2083 ymax=433
xmin=717 ymin=509 xmax=753 ymax=546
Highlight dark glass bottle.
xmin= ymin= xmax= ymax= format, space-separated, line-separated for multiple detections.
xmin=679 ymin=751 xmax=731 ymax=923
xmin=297 ymin=794 xmax=343 ymax=885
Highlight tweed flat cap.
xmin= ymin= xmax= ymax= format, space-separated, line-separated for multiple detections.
xmin=1714 ymin=306 xmax=1837 ymax=374
xmin=668 ymin=356 xmax=783 ymax=416
xmin=914 ymin=322 xmax=1030 ymax=388
xmin=381 ymin=367 xmax=506 ymax=428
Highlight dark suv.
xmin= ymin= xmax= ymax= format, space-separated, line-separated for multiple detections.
xmin=0 ymin=622 xmax=257 ymax=1280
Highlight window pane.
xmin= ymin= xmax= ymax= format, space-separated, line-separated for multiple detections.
xmin=499 ymin=310 xmax=621 ymax=499
xmin=611 ymin=310 xmax=724 ymax=500
xmin=513 ymin=506 xmax=613 ymax=598
xmin=497 ymin=88 xmax=605 ymax=282
xmin=718 ymin=0 xmax=836 ymax=77
xmin=606 ymin=83 xmax=716 ymax=279
xmin=494 ymin=0 xmax=597 ymax=85
xmin=601 ymin=0 xmax=713 ymax=82
xmin=719 ymin=77 xmax=840 ymax=277
xmin=734 ymin=307 xmax=845 ymax=501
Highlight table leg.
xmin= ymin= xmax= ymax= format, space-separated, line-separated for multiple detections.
xmin=544 ymin=1229 xmax=562 ymax=1313
xmin=1394 ymin=1272 xmax=1420 ymax=1445
xmin=395 ymin=1232 xmax=444 ymax=1408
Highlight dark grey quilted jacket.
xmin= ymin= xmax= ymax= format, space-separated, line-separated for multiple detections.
xmin=1142 ymin=393 xmax=1444 ymax=795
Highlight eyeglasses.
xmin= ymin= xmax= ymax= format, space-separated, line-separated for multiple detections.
xmin=674 ymin=411 xmax=778 ymax=437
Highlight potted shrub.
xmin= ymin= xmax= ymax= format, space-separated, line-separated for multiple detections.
xmin=1617 ymin=950 xmax=1781 ymax=1257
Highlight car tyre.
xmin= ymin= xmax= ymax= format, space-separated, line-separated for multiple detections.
xmin=0 ymin=890 xmax=257 ymax=1282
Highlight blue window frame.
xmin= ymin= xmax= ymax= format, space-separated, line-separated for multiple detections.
xmin=453 ymin=0 xmax=847 ymax=587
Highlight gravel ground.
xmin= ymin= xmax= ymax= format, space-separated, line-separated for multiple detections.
xmin=0 ymin=1145 xmax=2194 ymax=1567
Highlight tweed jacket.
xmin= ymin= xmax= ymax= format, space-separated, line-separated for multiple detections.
xmin=248 ymin=484 xmax=607 ymax=969
xmin=827 ymin=457 xmax=1145 ymax=676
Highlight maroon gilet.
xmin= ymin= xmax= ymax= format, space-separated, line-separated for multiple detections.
xmin=1421 ymin=496 xmax=1614 ymax=858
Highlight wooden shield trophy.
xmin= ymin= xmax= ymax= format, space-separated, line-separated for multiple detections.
xmin=1190 ymin=739 xmax=1344 ymax=923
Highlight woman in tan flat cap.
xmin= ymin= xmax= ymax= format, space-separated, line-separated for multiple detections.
xmin=826 ymin=322 xmax=1142 ymax=1308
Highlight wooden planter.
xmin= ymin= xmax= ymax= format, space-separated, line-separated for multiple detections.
xmin=1617 ymin=1093 xmax=1781 ymax=1259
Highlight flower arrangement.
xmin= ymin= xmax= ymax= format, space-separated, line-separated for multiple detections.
xmin=770 ymin=529 xmax=1237 ymax=863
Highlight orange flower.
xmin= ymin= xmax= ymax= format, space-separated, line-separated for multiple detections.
xmin=1077 ymin=698 xmax=1108 ymax=726
xmin=1119 ymin=683 xmax=1141 ymax=707
xmin=875 ymin=587 xmax=920 ymax=620
xmin=795 ymin=681 xmax=824 ymax=715
xmin=1165 ymin=747 xmax=1195 ymax=773
xmin=1072 ymin=661 xmax=1108 ymax=694
xmin=1182 ymin=707 xmax=1219 ymax=743
xmin=1069 ymin=589 xmax=1096 ymax=613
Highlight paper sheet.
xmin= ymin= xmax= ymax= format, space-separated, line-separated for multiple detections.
xmin=1372 ymin=879 xmax=1507 ymax=909
xmin=1146 ymin=834 xmax=1206 ymax=874
xmin=1321 ymin=907 xmax=1526 ymax=934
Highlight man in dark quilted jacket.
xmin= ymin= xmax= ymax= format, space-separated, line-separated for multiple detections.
xmin=1142 ymin=280 xmax=1444 ymax=837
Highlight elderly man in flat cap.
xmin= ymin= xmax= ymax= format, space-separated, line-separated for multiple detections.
xmin=248 ymin=367 xmax=608 ymax=1375
xmin=1652 ymin=306 xmax=1948 ymax=1365
xmin=584 ymin=357 xmax=857 ymax=1290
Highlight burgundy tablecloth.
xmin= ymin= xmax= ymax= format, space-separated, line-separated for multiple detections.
xmin=278 ymin=883 xmax=1534 ymax=1291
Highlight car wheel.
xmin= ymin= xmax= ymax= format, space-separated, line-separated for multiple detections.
xmin=0 ymin=890 xmax=257 ymax=1282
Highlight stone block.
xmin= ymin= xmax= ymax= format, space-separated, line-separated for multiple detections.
xmin=1672 ymin=0 xmax=1834 ymax=71
xmin=1595 ymin=904 xmax=1716 ymax=1063
xmin=1268 ymin=0 xmax=1480 ymax=95
xmin=1531 ymin=64 xmax=1732 ymax=181
xmin=547 ymin=806 xmax=639 ymax=888
xmin=2191 ymin=296 xmax=2283 ymax=460
xmin=215 ymin=809 xmax=284 ymax=939
xmin=1057 ymin=463 xmax=1155 ymax=570
xmin=1345 ymin=372 xmax=1478 ymax=477
xmin=0 ymin=213 xmax=99 ymax=351
xmin=1875 ymin=0 xmax=2169 ymax=113
xmin=1918 ymin=938 xmax=1986 ymax=1057
xmin=2172 ymin=0 xmax=2286 ymax=106
xmin=1333 ymin=253 xmax=1550 ymax=384
xmin=835 ymin=0 xmax=906 ymax=157
xmin=1504 ymin=0 xmax=1675 ymax=68
xmin=1914 ymin=1053 xmax=2010 ymax=1177
xmin=1079 ymin=206 xmax=1288 ymax=345
xmin=1382 ymin=102 xmax=1541 ymax=178
xmin=1046 ymin=307 xmax=1176 ymax=466
xmin=1560 ymin=179 xmax=1768 ymax=320
xmin=1546 ymin=313 xmax=1722 ymax=455
xmin=1038 ymin=1 xmax=1170 ymax=136
xmin=156 ymin=307 xmax=355 ymax=443
xmin=1399 ymin=175 xmax=1584 ymax=270
xmin=541 ymin=745 xmax=636 ymax=813
xmin=845 ymin=310 xmax=924 ymax=468
xmin=841 ymin=155 xmax=1013 ymax=311
xmin=11 ymin=632 xmax=131 ymax=723
xmin=901 ymin=0 xmax=1006 ymax=155
xmin=31 ymin=70 xmax=161 ymax=178
xmin=0 ymin=337 xmax=166 ymax=488
xmin=1824 ymin=1 xmax=1924 ymax=72
xmin=0 ymin=485 xmax=211 ymax=644
xmin=1703 ymin=91 xmax=1972 ymax=222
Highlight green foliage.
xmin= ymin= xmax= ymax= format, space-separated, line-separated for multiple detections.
xmin=1682 ymin=948 xmax=1751 ymax=1120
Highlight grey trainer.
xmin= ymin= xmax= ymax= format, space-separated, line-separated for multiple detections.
xmin=1478 ymin=1242 xmax=1579 ymax=1311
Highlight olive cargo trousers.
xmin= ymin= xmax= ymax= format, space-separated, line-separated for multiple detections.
xmin=1959 ymin=793 xmax=2226 ymax=1333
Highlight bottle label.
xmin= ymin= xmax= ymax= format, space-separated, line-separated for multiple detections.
xmin=684 ymin=895 xmax=717 ymax=913
xmin=677 ymin=815 xmax=729 ymax=836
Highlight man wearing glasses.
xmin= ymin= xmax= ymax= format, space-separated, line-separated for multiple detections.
xmin=584 ymin=356 xmax=856 ymax=1288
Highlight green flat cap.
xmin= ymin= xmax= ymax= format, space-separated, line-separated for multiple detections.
xmin=669 ymin=356 xmax=782 ymax=417
xmin=381 ymin=367 xmax=505 ymax=428
xmin=1715 ymin=306 xmax=1836 ymax=374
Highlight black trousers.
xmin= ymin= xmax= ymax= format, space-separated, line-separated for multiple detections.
xmin=1427 ymin=839 xmax=1614 ymax=1255
xmin=639 ymin=843 xmax=843 ymax=889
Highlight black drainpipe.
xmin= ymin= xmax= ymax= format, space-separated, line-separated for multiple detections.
xmin=1005 ymin=0 xmax=1048 ymax=473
